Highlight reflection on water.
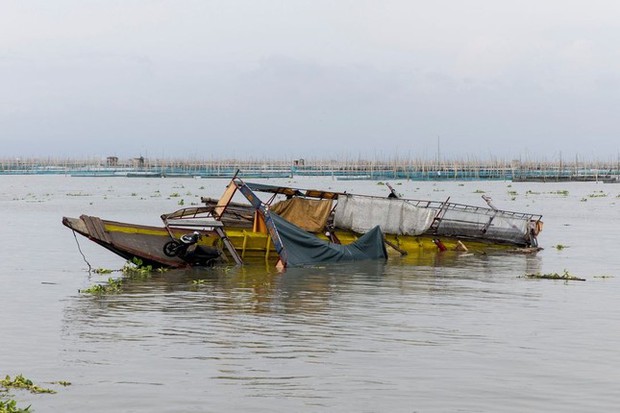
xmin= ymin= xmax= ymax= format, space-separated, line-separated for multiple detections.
xmin=58 ymin=254 xmax=552 ymax=411
xmin=65 ymin=252 xmax=542 ymax=324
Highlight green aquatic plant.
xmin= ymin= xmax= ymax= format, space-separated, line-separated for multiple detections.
xmin=178 ymin=199 xmax=185 ymax=206
xmin=93 ymin=268 xmax=113 ymax=274
xmin=169 ymin=192 xmax=180 ymax=198
xmin=80 ymin=277 xmax=123 ymax=294
xmin=548 ymin=190 xmax=569 ymax=196
xmin=1 ymin=375 xmax=55 ymax=394
xmin=124 ymin=258 xmax=167 ymax=276
xmin=523 ymin=270 xmax=585 ymax=281
xmin=554 ymin=244 xmax=568 ymax=250
xmin=526 ymin=190 xmax=541 ymax=195
xmin=588 ymin=191 xmax=607 ymax=198
xmin=81 ymin=259 xmax=164 ymax=294
xmin=1 ymin=375 xmax=71 ymax=413
xmin=473 ymin=189 xmax=485 ymax=193
xmin=122 ymin=258 xmax=153 ymax=276
xmin=0 ymin=398 xmax=30 ymax=413
xmin=189 ymin=278 xmax=209 ymax=291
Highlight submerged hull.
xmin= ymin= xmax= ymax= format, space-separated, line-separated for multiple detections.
xmin=63 ymin=177 xmax=542 ymax=268
xmin=62 ymin=216 xmax=224 ymax=268
xmin=63 ymin=214 xmax=537 ymax=269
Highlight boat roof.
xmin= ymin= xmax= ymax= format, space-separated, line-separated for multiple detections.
xmin=244 ymin=182 xmax=342 ymax=199
xmin=242 ymin=181 xmax=542 ymax=220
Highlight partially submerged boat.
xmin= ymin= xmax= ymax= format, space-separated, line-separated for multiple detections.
xmin=63 ymin=177 xmax=543 ymax=268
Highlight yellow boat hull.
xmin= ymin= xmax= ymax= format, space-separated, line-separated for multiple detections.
xmin=63 ymin=215 xmax=538 ymax=268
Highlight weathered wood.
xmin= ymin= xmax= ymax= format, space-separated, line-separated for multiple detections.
xmin=384 ymin=237 xmax=407 ymax=256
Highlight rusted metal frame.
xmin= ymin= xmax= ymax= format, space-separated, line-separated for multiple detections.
xmin=266 ymin=192 xmax=278 ymax=205
xmin=480 ymin=212 xmax=499 ymax=234
xmin=234 ymin=178 xmax=288 ymax=266
xmin=429 ymin=197 xmax=451 ymax=233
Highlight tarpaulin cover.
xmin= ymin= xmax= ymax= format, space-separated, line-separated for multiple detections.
xmin=271 ymin=213 xmax=387 ymax=266
xmin=270 ymin=197 xmax=333 ymax=232
xmin=333 ymin=195 xmax=436 ymax=235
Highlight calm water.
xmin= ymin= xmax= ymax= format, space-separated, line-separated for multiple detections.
xmin=1 ymin=175 xmax=620 ymax=412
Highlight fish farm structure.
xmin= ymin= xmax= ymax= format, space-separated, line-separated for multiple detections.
xmin=2 ymin=156 xmax=620 ymax=182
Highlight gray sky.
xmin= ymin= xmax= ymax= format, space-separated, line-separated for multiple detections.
xmin=2 ymin=0 xmax=620 ymax=161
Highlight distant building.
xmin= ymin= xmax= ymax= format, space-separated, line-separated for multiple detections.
xmin=132 ymin=156 xmax=145 ymax=168
xmin=106 ymin=156 xmax=119 ymax=166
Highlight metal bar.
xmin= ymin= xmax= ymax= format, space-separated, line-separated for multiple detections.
xmin=215 ymin=227 xmax=243 ymax=265
xmin=429 ymin=197 xmax=451 ymax=232
xmin=235 ymin=178 xmax=288 ymax=266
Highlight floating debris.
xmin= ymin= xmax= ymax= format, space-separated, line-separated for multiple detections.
xmin=80 ymin=277 xmax=124 ymax=295
xmin=1 ymin=374 xmax=70 ymax=413
xmin=80 ymin=259 xmax=166 ymax=294
xmin=523 ymin=270 xmax=586 ymax=281
xmin=1 ymin=374 xmax=55 ymax=394
xmin=588 ymin=191 xmax=607 ymax=198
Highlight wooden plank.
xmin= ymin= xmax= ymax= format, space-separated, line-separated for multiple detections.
xmin=215 ymin=227 xmax=243 ymax=265
xmin=166 ymin=219 xmax=223 ymax=228
xmin=82 ymin=215 xmax=112 ymax=244
xmin=212 ymin=181 xmax=238 ymax=219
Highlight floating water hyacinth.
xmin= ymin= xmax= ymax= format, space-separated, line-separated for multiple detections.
xmin=523 ymin=270 xmax=585 ymax=281
xmin=1 ymin=374 xmax=71 ymax=412
xmin=80 ymin=259 xmax=162 ymax=294
xmin=1 ymin=375 xmax=55 ymax=394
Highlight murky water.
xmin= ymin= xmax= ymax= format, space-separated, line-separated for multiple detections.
xmin=2 ymin=175 xmax=620 ymax=412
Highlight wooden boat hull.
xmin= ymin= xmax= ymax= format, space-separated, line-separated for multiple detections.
xmin=63 ymin=214 xmax=536 ymax=269
xmin=62 ymin=216 xmax=224 ymax=268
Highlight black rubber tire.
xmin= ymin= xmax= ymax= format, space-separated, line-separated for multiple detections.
xmin=163 ymin=240 xmax=182 ymax=257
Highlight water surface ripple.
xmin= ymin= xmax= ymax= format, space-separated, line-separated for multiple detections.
xmin=2 ymin=176 xmax=620 ymax=412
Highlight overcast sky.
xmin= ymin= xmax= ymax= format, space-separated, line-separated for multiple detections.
xmin=2 ymin=0 xmax=620 ymax=161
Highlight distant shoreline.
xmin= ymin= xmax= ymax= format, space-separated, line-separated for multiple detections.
xmin=2 ymin=157 xmax=619 ymax=182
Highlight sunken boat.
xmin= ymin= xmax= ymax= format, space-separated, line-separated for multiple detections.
xmin=63 ymin=177 xmax=543 ymax=268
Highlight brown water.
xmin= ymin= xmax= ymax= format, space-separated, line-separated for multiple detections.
xmin=1 ymin=175 xmax=619 ymax=412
